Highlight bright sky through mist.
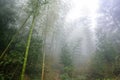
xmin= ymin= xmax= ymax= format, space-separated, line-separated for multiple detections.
xmin=65 ymin=0 xmax=99 ymax=24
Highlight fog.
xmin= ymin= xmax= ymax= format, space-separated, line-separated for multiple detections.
xmin=0 ymin=0 xmax=120 ymax=80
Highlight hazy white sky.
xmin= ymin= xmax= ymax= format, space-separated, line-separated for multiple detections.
xmin=65 ymin=0 xmax=99 ymax=23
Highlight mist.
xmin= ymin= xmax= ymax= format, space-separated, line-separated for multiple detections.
xmin=0 ymin=0 xmax=120 ymax=80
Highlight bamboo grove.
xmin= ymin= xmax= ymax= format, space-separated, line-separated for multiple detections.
xmin=1 ymin=0 xmax=120 ymax=80
xmin=0 ymin=0 xmax=49 ymax=80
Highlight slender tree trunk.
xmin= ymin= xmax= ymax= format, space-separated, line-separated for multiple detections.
xmin=41 ymin=5 xmax=49 ymax=80
xmin=20 ymin=14 xmax=36 ymax=80
xmin=0 ymin=14 xmax=31 ymax=59
xmin=41 ymin=43 xmax=46 ymax=80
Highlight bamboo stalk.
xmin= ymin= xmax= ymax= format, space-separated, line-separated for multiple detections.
xmin=20 ymin=1 xmax=40 ymax=79
xmin=41 ymin=4 xmax=49 ymax=80
xmin=41 ymin=44 xmax=46 ymax=80
xmin=20 ymin=14 xmax=36 ymax=80
xmin=41 ymin=18 xmax=47 ymax=80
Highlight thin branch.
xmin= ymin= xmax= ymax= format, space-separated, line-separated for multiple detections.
xmin=0 ymin=13 xmax=31 ymax=59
